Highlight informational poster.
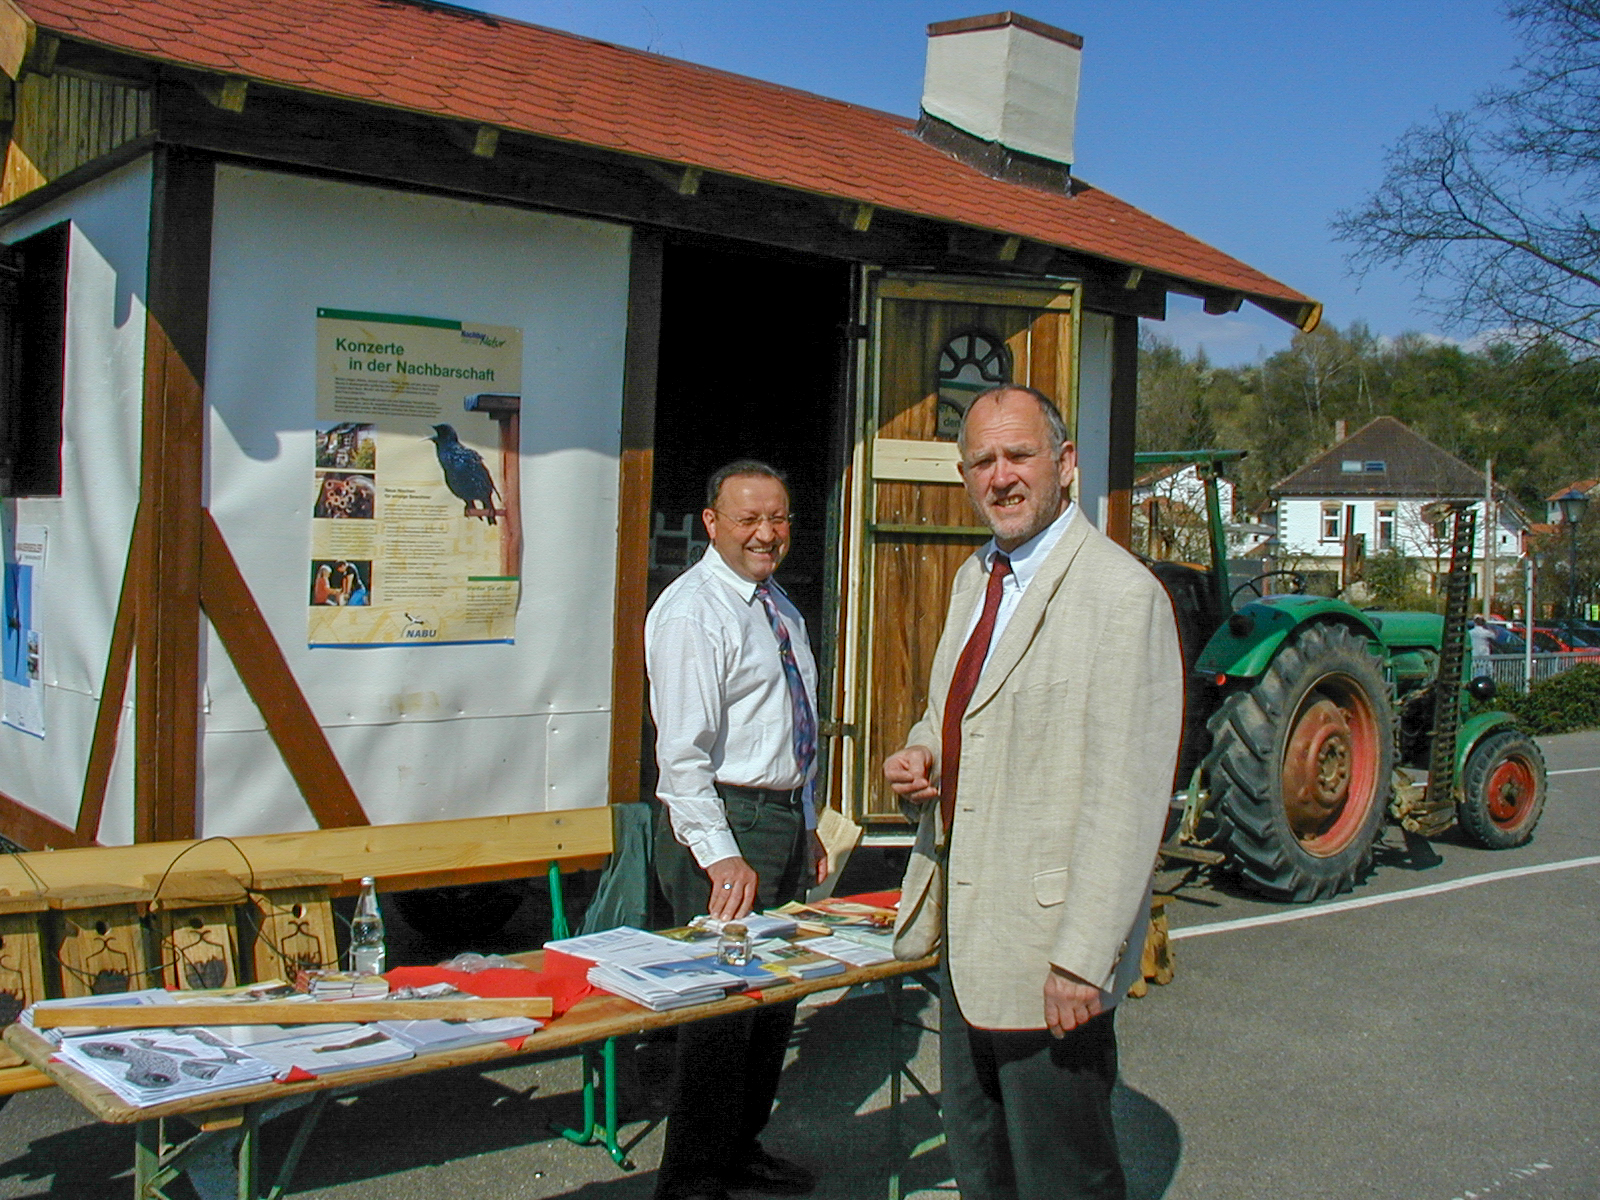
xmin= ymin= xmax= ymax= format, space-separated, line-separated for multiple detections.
xmin=310 ymin=308 xmax=522 ymax=647
xmin=2 ymin=525 xmax=46 ymax=737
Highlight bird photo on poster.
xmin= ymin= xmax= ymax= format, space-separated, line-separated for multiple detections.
xmin=428 ymin=423 xmax=500 ymax=524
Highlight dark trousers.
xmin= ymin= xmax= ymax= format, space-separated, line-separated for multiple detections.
xmin=941 ymin=970 xmax=1125 ymax=1200
xmin=653 ymin=787 xmax=807 ymax=1196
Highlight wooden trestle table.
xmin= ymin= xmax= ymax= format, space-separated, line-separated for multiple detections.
xmin=4 ymin=948 xmax=942 ymax=1200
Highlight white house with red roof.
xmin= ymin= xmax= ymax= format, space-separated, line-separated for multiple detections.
xmin=0 ymin=3 xmax=1317 ymax=845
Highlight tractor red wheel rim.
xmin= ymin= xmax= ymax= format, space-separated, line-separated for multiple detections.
xmin=1485 ymin=755 xmax=1537 ymax=828
xmin=1280 ymin=674 xmax=1381 ymax=856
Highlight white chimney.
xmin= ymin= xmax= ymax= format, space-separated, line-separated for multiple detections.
xmin=920 ymin=12 xmax=1083 ymax=174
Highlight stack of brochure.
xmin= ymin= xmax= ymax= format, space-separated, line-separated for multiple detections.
xmin=755 ymin=942 xmax=848 ymax=981
xmin=585 ymin=958 xmax=751 ymax=1011
xmin=546 ymin=926 xmax=716 ymax=968
xmin=775 ymin=900 xmax=897 ymax=955
xmin=242 ymin=1026 xmax=415 ymax=1077
xmin=55 ymin=1027 xmax=279 ymax=1107
xmin=376 ymin=1016 xmax=542 ymax=1053
xmin=799 ymin=935 xmax=897 ymax=967
xmin=22 ymin=989 xmax=176 ymax=1046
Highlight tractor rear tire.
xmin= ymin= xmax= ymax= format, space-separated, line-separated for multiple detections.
xmin=1457 ymin=729 xmax=1546 ymax=849
xmin=1204 ymin=622 xmax=1395 ymax=901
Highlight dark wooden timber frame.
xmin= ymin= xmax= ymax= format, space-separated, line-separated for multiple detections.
xmin=0 ymin=44 xmax=1199 ymax=842
xmin=134 ymin=143 xmax=210 ymax=843
xmin=1106 ymin=313 xmax=1140 ymax=548
xmin=607 ymin=229 xmax=664 ymax=805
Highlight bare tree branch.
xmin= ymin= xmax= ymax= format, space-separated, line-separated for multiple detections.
xmin=1335 ymin=0 xmax=1600 ymax=351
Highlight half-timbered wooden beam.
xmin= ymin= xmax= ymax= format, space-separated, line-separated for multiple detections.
xmin=199 ymin=512 xmax=369 ymax=829
xmin=134 ymin=144 xmax=212 ymax=843
xmin=1106 ymin=313 xmax=1139 ymax=548
xmin=75 ymin=506 xmax=146 ymax=845
xmin=607 ymin=228 xmax=663 ymax=805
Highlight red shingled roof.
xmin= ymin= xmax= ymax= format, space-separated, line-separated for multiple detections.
xmin=14 ymin=0 xmax=1315 ymax=320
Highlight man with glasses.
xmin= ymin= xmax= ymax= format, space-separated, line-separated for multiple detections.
xmin=645 ymin=459 xmax=828 ymax=1200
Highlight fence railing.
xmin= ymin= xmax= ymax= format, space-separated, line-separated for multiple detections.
xmin=1474 ymin=651 xmax=1598 ymax=691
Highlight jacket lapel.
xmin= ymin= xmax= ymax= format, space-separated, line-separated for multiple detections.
xmin=967 ymin=509 xmax=1093 ymax=715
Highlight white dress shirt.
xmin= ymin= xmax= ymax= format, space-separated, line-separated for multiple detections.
xmin=965 ymin=501 xmax=1079 ymax=670
xmin=646 ymin=546 xmax=819 ymax=867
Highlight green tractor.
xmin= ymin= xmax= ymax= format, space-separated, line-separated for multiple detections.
xmin=1143 ymin=451 xmax=1547 ymax=902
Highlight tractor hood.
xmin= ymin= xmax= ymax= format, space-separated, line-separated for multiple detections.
xmin=1362 ymin=610 xmax=1445 ymax=651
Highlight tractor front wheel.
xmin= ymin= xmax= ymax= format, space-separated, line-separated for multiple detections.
xmin=1204 ymin=622 xmax=1395 ymax=901
xmin=1457 ymin=729 xmax=1546 ymax=849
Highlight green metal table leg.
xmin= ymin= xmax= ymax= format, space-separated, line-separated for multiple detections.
xmin=887 ymin=976 xmax=904 ymax=1200
xmin=554 ymin=1038 xmax=634 ymax=1169
xmin=887 ymin=973 xmax=945 ymax=1200
xmin=556 ymin=1044 xmax=601 ymax=1148
xmin=265 ymin=1092 xmax=331 ymax=1200
xmin=547 ymin=861 xmax=571 ymax=941
xmin=134 ymin=1119 xmax=165 ymax=1200
xmin=235 ymin=1107 xmax=261 ymax=1200
xmin=601 ymin=1035 xmax=632 ymax=1168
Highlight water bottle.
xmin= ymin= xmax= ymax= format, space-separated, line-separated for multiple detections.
xmin=349 ymin=876 xmax=386 ymax=975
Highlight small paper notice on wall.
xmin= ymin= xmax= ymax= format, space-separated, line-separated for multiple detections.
xmin=3 ymin=525 xmax=47 ymax=737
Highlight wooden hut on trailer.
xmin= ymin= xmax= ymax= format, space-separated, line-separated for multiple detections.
xmin=0 ymin=2 xmax=1317 ymax=849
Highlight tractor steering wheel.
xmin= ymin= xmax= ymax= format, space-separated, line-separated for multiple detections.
xmin=1231 ymin=570 xmax=1307 ymax=602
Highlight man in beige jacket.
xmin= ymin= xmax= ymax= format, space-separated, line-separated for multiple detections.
xmin=884 ymin=385 xmax=1182 ymax=1200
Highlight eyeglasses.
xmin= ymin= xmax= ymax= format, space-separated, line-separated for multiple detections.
xmin=715 ymin=510 xmax=793 ymax=530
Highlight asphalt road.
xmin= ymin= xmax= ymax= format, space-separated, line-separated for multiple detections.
xmin=0 ymin=732 xmax=1595 ymax=1199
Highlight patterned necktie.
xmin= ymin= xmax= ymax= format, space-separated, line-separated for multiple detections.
xmin=756 ymin=581 xmax=817 ymax=787
xmin=940 ymin=553 xmax=1012 ymax=836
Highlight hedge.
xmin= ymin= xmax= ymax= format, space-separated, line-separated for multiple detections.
xmin=1481 ymin=664 xmax=1600 ymax=736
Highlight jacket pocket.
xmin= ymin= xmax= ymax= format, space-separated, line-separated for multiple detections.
xmin=1032 ymin=866 xmax=1070 ymax=907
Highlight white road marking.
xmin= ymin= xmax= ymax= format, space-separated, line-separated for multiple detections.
xmin=1547 ymin=766 xmax=1600 ymax=774
xmin=1170 ymin=855 xmax=1600 ymax=940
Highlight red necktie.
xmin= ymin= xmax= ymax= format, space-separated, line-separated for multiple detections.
xmin=940 ymin=553 xmax=1011 ymax=836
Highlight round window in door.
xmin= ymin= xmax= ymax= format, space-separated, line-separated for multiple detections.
xmin=936 ymin=331 xmax=1011 ymax=440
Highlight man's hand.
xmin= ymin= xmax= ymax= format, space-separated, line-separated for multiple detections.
xmin=884 ymin=745 xmax=939 ymax=803
xmin=808 ymin=831 xmax=829 ymax=886
xmin=1044 ymin=966 xmax=1103 ymax=1038
xmin=705 ymin=855 xmax=759 ymax=920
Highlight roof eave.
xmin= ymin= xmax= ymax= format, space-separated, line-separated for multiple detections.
xmin=10 ymin=18 xmax=1317 ymax=320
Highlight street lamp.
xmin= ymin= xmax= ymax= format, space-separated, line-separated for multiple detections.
xmin=1554 ymin=488 xmax=1590 ymax=619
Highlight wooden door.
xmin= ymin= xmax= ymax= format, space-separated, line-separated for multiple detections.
xmin=840 ymin=274 xmax=1079 ymax=826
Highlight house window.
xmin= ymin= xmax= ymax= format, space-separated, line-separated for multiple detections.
xmin=935 ymin=331 xmax=1011 ymax=439
xmin=1322 ymin=502 xmax=1341 ymax=541
xmin=0 ymin=222 xmax=70 ymax=497
xmin=1376 ymin=504 xmax=1396 ymax=550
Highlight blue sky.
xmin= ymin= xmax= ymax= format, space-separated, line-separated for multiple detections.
xmin=474 ymin=1 xmax=1523 ymax=365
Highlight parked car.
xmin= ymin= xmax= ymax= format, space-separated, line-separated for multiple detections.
xmin=1548 ymin=620 xmax=1600 ymax=648
xmin=1505 ymin=625 xmax=1600 ymax=661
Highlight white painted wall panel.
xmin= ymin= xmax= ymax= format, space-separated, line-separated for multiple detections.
xmin=0 ymin=158 xmax=150 ymax=836
xmin=203 ymin=166 xmax=630 ymax=834
xmin=1075 ymin=310 xmax=1112 ymax=527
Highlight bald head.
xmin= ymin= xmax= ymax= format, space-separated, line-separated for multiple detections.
xmin=957 ymin=385 xmax=1070 ymax=456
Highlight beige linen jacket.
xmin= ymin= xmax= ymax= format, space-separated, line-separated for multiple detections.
xmin=893 ymin=509 xmax=1183 ymax=1030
